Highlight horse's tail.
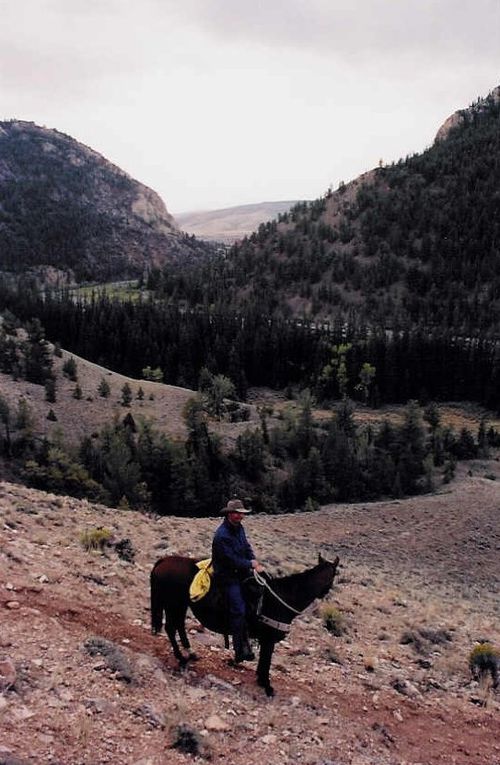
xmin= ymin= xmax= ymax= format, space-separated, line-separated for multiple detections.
xmin=150 ymin=567 xmax=164 ymax=635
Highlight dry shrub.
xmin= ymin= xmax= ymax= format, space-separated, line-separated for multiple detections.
xmin=323 ymin=646 xmax=343 ymax=664
xmin=114 ymin=537 xmax=135 ymax=562
xmin=469 ymin=642 xmax=499 ymax=687
xmin=79 ymin=526 xmax=113 ymax=552
xmin=400 ymin=626 xmax=452 ymax=654
xmin=171 ymin=723 xmax=204 ymax=756
xmin=364 ymin=655 xmax=378 ymax=672
xmin=321 ymin=604 xmax=345 ymax=636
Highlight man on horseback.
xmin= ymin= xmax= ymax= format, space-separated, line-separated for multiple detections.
xmin=212 ymin=498 xmax=263 ymax=664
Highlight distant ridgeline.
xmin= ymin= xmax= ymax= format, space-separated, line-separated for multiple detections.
xmin=0 ymin=120 xmax=213 ymax=282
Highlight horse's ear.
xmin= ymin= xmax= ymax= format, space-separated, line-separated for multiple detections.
xmin=318 ymin=552 xmax=325 ymax=564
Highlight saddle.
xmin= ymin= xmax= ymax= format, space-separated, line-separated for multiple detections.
xmin=189 ymin=565 xmax=265 ymax=636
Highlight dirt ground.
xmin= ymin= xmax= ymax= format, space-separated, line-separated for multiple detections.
xmin=1 ymin=456 xmax=499 ymax=765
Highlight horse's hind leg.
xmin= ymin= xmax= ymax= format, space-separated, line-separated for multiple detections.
xmin=165 ymin=606 xmax=197 ymax=666
xmin=177 ymin=610 xmax=199 ymax=661
xmin=164 ymin=611 xmax=188 ymax=665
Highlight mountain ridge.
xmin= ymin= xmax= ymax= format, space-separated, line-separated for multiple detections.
xmin=188 ymin=84 xmax=500 ymax=333
xmin=0 ymin=119 xmax=212 ymax=282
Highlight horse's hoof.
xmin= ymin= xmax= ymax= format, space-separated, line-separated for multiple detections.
xmin=257 ymin=675 xmax=274 ymax=696
xmin=228 ymin=658 xmax=245 ymax=668
xmin=188 ymin=652 xmax=199 ymax=662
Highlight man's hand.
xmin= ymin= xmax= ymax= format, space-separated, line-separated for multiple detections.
xmin=251 ymin=559 xmax=264 ymax=573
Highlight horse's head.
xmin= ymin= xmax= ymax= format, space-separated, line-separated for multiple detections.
xmin=316 ymin=553 xmax=340 ymax=599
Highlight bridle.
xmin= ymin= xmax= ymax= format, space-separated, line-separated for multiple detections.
xmin=246 ymin=570 xmax=302 ymax=633
xmin=252 ymin=570 xmax=302 ymax=615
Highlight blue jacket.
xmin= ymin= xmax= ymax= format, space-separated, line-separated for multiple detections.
xmin=212 ymin=518 xmax=255 ymax=583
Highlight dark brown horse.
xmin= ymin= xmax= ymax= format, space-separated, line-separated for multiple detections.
xmin=150 ymin=553 xmax=340 ymax=696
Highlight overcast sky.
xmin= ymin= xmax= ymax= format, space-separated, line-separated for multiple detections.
xmin=1 ymin=0 xmax=499 ymax=214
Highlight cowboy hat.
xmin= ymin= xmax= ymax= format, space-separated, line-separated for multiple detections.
xmin=220 ymin=498 xmax=251 ymax=515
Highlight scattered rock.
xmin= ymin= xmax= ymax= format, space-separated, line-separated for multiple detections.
xmin=83 ymin=636 xmax=135 ymax=684
xmin=85 ymin=697 xmax=115 ymax=715
xmin=204 ymin=714 xmax=230 ymax=731
xmin=0 ymin=756 xmax=35 ymax=765
xmin=9 ymin=705 xmax=35 ymax=722
xmin=261 ymin=734 xmax=278 ymax=744
xmin=0 ymin=657 xmax=16 ymax=691
xmin=203 ymin=675 xmax=235 ymax=692
xmin=391 ymin=677 xmax=420 ymax=697
xmin=133 ymin=703 xmax=166 ymax=729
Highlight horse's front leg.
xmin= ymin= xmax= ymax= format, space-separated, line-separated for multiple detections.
xmin=256 ymin=639 xmax=276 ymax=697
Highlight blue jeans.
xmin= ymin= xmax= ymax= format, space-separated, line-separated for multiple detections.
xmin=226 ymin=581 xmax=247 ymax=655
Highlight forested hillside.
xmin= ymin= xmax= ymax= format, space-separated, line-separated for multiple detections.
xmin=150 ymin=86 xmax=500 ymax=335
xmin=1 ymin=307 xmax=498 ymax=516
xmin=0 ymin=120 xmax=213 ymax=281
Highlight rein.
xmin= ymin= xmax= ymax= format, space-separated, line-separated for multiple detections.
xmin=249 ymin=570 xmax=302 ymax=633
xmin=252 ymin=571 xmax=302 ymax=615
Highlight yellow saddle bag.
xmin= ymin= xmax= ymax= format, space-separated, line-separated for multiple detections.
xmin=189 ymin=558 xmax=213 ymax=602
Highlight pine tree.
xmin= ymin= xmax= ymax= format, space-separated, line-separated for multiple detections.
xmin=98 ymin=377 xmax=111 ymax=398
xmin=477 ymin=417 xmax=488 ymax=457
xmin=16 ymin=397 xmax=33 ymax=430
xmin=62 ymin=356 xmax=78 ymax=381
xmin=100 ymin=428 xmax=143 ymax=506
xmin=0 ymin=394 xmax=12 ymax=455
xmin=356 ymin=362 xmax=376 ymax=405
xmin=204 ymin=374 xmax=236 ymax=419
xmin=121 ymin=382 xmax=132 ymax=407
xmin=236 ymin=429 xmax=265 ymax=480
xmin=45 ymin=377 xmax=56 ymax=403
xmin=24 ymin=318 xmax=53 ymax=384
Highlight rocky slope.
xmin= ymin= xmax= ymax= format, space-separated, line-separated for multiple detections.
xmin=0 ymin=458 xmax=499 ymax=765
xmin=434 ymin=84 xmax=500 ymax=142
xmin=0 ymin=121 xmax=212 ymax=282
